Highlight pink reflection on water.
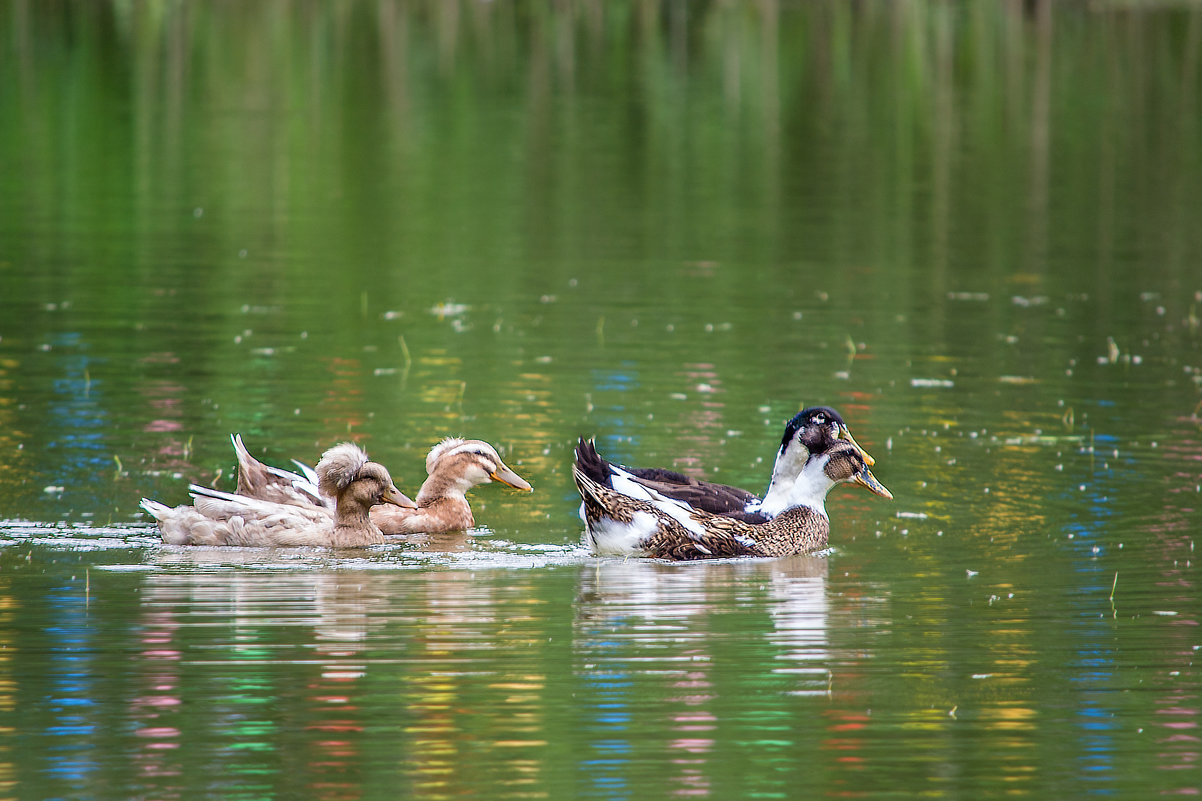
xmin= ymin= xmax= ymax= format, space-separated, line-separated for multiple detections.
xmin=1144 ymin=423 xmax=1202 ymax=794
xmin=137 ymin=376 xmax=199 ymax=478
xmin=1156 ymin=692 xmax=1201 ymax=790
xmin=667 ymin=664 xmax=714 ymax=797
xmin=130 ymin=611 xmax=184 ymax=790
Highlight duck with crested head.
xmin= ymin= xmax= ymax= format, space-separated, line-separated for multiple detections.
xmin=371 ymin=437 xmax=533 ymax=535
xmin=573 ymin=438 xmax=891 ymax=560
xmin=576 ymin=406 xmax=875 ymax=524
xmin=141 ymin=442 xmax=417 ymax=547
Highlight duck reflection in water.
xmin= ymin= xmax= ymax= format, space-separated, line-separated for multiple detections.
xmin=574 ymin=557 xmax=832 ymax=792
xmin=132 ymin=565 xmax=403 ymax=793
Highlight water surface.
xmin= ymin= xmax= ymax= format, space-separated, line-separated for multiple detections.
xmin=1 ymin=3 xmax=1200 ymax=799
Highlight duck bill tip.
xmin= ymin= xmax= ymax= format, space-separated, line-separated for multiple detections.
xmin=855 ymin=468 xmax=893 ymax=500
xmin=492 ymin=466 xmax=533 ymax=492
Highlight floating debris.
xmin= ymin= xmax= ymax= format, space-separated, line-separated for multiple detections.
xmin=911 ymin=378 xmax=955 ymax=388
xmin=430 ymin=301 xmax=469 ymax=318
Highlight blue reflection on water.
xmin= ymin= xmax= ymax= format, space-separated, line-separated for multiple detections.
xmin=1061 ymin=431 xmax=1129 ymax=795
xmin=578 ymin=612 xmax=633 ymax=800
xmin=43 ymin=585 xmax=98 ymax=787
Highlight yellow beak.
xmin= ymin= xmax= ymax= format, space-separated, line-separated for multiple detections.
xmin=852 ymin=465 xmax=892 ymax=500
xmin=839 ymin=423 xmax=875 ymax=467
xmin=490 ymin=462 xmax=533 ymax=492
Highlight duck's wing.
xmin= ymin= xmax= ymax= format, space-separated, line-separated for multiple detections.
xmin=573 ymin=462 xmax=760 ymax=560
xmin=189 ymin=484 xmax=331 ymax=526
xmin=231 ymin=434 xmax=331 ymax=510
xmin=624 ymin=467 xmax=763 ymax=518
xmin=575 ymin=438 xmax=764 ymax=519
xmin=643 ymin=515 xmax=760 ymax=561
xmin=142 ymin=497 xmax=231 ymax=545
xmin=141 ymin=492 xmax=322 ymax=547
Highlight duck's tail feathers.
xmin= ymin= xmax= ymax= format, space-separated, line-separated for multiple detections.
xmin=572 ymin=463 xmax=610 ymax=503
xmin=574 ymin=437 xmax=615 ymax=489
xmin=231 ymin=433 xmax=251 ymax=464
xmin=140 ymin=498 xmax=169 ymax=520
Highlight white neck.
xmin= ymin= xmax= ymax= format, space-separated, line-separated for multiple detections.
xmin=758 ymin=452 xmax=835 ymax=518
xmin=758 ymin=441 xmax=807 ymax=511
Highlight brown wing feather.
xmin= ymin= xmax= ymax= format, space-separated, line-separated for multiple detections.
xmin=625 ymin=467 xmax=762 ymax=517
xmin=576 ymin=437 xmax=762 ymax=518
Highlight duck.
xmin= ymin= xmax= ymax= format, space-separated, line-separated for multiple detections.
xmin=573 ymin=439 xmax=891 ymax=560
xmin=371 ymin=437 xmax=533 ymax=535
xmin=229 ymin=433 xmax=331 ymax=510
xmin=576 ymin=406 xmax=875 ymax=523
xmin=141 ymin=442 xmax=417 ymax=547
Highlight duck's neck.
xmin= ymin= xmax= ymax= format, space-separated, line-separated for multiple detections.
xmin=759 ymin=450 xmax=831 ymax=518
xmin=416 ymin=471 xmax=471 ymax=506
xmin=332 ymin=502 xmax=385 ymax=545
xmin=415 ymin=473 xmax=475 ymax=529
xmin=420 ymin=496 xmax=475 ymax=530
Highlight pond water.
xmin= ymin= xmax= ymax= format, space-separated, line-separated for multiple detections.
xmin=1 ymin=2 xmax=1200 ymax=799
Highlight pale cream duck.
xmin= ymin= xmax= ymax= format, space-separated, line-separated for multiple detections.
xmin=141 ymin=443 xmax=416 ymax=547
xmin=223 ymin=435 xmax=532 ymax=535
xmin=371 ymin=438 xmax=533 ymax=535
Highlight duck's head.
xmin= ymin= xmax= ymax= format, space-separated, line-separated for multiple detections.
xmin=821 ymin=441 xmax=892 ymax=500
xmin=316 ymin=442 xmax=417 ymax=511
xmin=781 ymin=406 xmax=875 ymax=466
xmin=425 ymin=438 xmax=534 ymax=493
xmin=763 ymin=436 xmax=891 ymax=518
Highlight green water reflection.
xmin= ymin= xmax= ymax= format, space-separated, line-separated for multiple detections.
xmin=1 ymin=2 xmax=1201 ymax=799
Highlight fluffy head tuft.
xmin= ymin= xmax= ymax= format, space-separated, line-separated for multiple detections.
xmin=425 ymin=437 xmax=467 ymax=474
xmin=317 ymin=442 xmax=370 ymax=497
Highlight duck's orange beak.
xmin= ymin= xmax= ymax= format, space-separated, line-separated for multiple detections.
xmin=490 ymin=462 xmax=533 ymax=492
xmin=853 ymin=465 xmax=892 ymax=500
xmin=382 ymin=485 xmax=418 ymax=508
